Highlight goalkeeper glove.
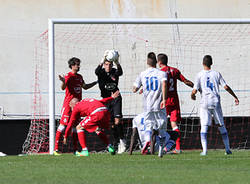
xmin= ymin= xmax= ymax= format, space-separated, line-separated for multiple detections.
xmin=113 ymin=50 xmax=120 ymax=65
xmin=100 ymin=50 xmax=110 ymax=64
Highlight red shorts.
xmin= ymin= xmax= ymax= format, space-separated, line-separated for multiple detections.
xmin=80 ymin=110 xmax=111 ymax=133
xmin=59 ymin=103 xmax=72 ymax=126
xmin=166 ymin=97 xmax=181 ymax=122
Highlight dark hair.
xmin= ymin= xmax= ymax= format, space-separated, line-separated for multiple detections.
xmin=147 ymin=52 xmax=157 ymax=63
xmin=157 ymin=53 xmax=168 ymax=65
xmin=68 ymin=57 xmax=81 ymax=69
xmin=147 ymin=57 xmax=157 ymax=67
xmin=203 ymin=55 xmax=213 ymax=67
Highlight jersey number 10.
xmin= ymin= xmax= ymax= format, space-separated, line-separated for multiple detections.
xmin=145 ymin=77 xmax=159 ymax=91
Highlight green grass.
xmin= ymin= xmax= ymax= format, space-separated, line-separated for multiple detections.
xmin=0 ymin=150 xmax=250 ymax=184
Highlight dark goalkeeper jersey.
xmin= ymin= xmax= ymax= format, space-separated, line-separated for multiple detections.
xmin=95 ymin=64 xmax=123 ymax=98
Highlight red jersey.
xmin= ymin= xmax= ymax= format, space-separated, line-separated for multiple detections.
xmin=161 ymin=66 xmax=186 ymax=98
xmin=64 ymin=72 xmax=83 ymax=103
xmin=64 ymin=97 xmax=114 ymax=138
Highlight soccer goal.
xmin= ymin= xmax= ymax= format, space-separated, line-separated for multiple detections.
xmin=22 ymin=18 xmax=250 ymax=155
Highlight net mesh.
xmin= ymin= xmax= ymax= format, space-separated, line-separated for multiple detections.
xmin=22 ymin=23 xmax=250 ymax=154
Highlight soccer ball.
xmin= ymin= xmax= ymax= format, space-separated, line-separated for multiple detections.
xmin=106 ymin=50 xmax=119 ymax=62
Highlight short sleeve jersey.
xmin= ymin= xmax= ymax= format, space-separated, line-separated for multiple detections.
xmin=134 ymin=67 xmax=167 ymax=112
xmin=64 ymin=72 xmax=83 ymax=103
xmin=161 ymin=66 xmax=186 ymax=98
xmin=194 ymin=70 xmax=227 ymax=107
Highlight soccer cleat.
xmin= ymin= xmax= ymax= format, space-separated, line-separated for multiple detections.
xmin=74 ymin=151 xmax=80 ymax=156
xmin=118 ymin=139 xmax=126 ymax=154
xmin=76 ymin=150 xmax=89 ymax=157
xmin=0 ymin=152 xmax=7 ymax=157
xmin=158 ymin=145 xmax=164 ymax=158
xmin=108 ymin=144 xmax=116 ymax=155
xmin=200 ymin=151 xmax=207 ymax=156
xmin=141 ymin=141 xmax=150 ymax=155
xmin=225 ymin=150 xmax=232 ymax=155
xmin=171 ymin=149 xmax=182 ymax=154
xmin=53 ymin=151 xmax=62 ymax=156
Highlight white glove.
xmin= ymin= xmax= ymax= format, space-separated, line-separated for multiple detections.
xmin=113 ymin=50 xmax=120 ymax=65
xmin=100 ymin=50 xmax=110 ymax=64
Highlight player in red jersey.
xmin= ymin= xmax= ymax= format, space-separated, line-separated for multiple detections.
xmin=54 ymin=57 xmax=97 ymax=155
xmin=63 ymin=91 xmax=120 ymax=156
xmin=157 ymin=53 xmax=194 ymax=153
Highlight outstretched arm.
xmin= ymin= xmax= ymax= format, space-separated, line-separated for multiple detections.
xmin=224 ymin=85 xmax=239 ymax=105
xmin=183 ymin=79 xmax=194 ymax=88
xmin=128 ymin=128 xmax=138 ymax=155
xmin=82 ymin=80 xmax=98 ymax=90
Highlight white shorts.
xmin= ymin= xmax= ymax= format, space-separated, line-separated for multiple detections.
xmin=144 ymin=109 xmax=167 ymax=131
xmin=200 ymin=103 xmax=224 ymax=127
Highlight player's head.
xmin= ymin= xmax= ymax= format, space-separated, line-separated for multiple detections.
xmin=68 ymin=57 xmax=81 ymax=72
xmin=157 ymin=53 xmax=168 ymax=66
xmin=147 ymin=52 xmax=157 ymax=63
xmin=203 ymin=55 xmax=213 ymax=68
xmin=147 ymin=57 xmax=157 ymax=67
xmin=103 ymin=60 xmax=113 ymax=73
xmin=69 ymin=98 xmax=79 ymax=110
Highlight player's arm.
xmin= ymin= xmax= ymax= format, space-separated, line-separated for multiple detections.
xmin=128 ymin=127 xmax=138 ymax=155
xmin=99 ymin=90 xmax=120 ymax=104
xmin=160 ymin=79 xmax=167 ymax=109
xmin=179 ymin=73 xmax=194 ymax=88
xmin=63 ymin=110 xmax=78 ymax=144
xmin=191 ymin=89 xmax=197 ymax=100
xmin=133 ymin=75 xmax=142 ymax=93
xmin=82 ymin=80 xmax=98 ymax=90
xmin=59 ymin=75 xmax=66 ymax=90
xmin=224 ymin=85 xmax=239 ymax=105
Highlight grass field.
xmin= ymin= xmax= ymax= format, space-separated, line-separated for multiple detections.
xmin=0 ymin=150 xmax=250 ymax=184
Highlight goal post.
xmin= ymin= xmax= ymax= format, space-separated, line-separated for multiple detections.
xmin=45 ymin=18 xmax=250 ymax=155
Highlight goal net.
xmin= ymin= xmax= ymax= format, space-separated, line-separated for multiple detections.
xmin=23 ymin=19 xmax=250 ymax=154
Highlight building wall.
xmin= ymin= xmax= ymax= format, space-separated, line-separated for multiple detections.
xmin=0 ymin=0 xmax=250 ymax=118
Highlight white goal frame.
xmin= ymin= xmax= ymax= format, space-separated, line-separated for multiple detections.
xmin=48 ymin=18 xmax=250 ymax=155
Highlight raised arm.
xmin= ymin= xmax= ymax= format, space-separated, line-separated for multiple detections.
xmin=224 ymin=85 xmax=239 ymax=105
xmin=59 ymin=75 xmax=66 ymax=90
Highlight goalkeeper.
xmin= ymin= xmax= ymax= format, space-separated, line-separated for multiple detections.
xmin=95 ymin=50 xmax=126 ymax=154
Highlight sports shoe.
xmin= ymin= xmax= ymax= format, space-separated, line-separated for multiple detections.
xmin=76 ymin=150 xmax=89 ymax=157
xmin=171 ymin=149 xmax=182 ymax=154
xmin=141 ymin=141 xmax=150 ymax=155
xmin=108 ymin=144 xmax=116 ymax=155
xmin=158 ymin=145 xmax=164 ymax=158
xmin=53 ymin=150 xmax=61 ymax=156
xmin=74 ymin=151 xmax=80 ymax=156
xmin=118 ymin=139 xmax=126 ymax=154
xmin=225 ymin=150 xmax=232 ymax=155
xmin=200 ymin=151 xmax=207 ymax=156
xmin=0 ymin=152 xmax=7 ymax=157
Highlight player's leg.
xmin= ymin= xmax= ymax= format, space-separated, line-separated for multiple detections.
xmin=213 ymin=105 xmax=231 ymax=154
xmin=200 ymin=107 xmax=211 ymax=155
xmin=169 ymin=105 xmax=182 ymax=153
xmin=54 ymin=105 xmax=71 ymax=155
xmin=165 ymin=131 xmax=177 ymax=153
xmin=155 ymin=110 xmax=168 ymax=158
xmin=71 ymin=127 xmax=79 ymax=154
xmin=129 ymin=127 xmax=138 ymax=155
xmin=76 ymin=119 xmax=89 ymax=156
xmin=54 ymin=124 xmax=65 ymax=155
xmin=113 ymin=96 xmax=126 ymax=154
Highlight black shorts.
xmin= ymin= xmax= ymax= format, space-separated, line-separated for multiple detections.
xmin=106 ymin=95 xmax=123 ymax=121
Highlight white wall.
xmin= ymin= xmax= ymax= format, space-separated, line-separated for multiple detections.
xmin=0 ymin=0 xmax=249 ymax=118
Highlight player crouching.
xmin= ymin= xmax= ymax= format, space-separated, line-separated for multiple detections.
xmin=63 ymin=91 xmax=121 ymax=156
